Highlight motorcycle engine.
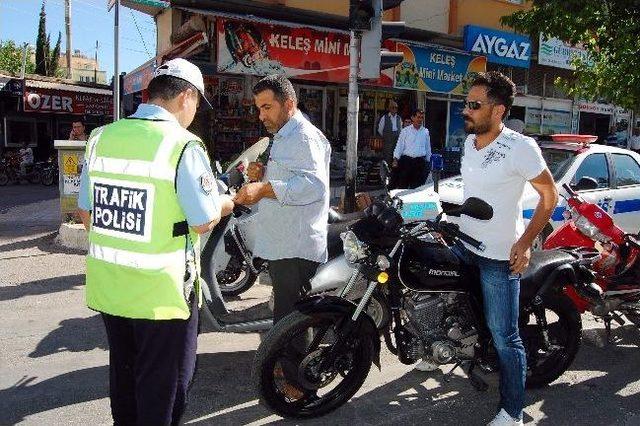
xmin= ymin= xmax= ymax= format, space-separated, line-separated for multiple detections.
xmin=402 ymin=293 xmax=478 ymax=364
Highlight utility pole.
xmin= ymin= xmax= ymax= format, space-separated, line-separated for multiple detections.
xmin=65 ymin=0 xmax=72 ymax=79
xmin=94 ymin=40 xmax=99 ymax=83
xmin=344 ymin=32 xmax=361 ymax=213
xmin=344 ymin=0 xmax=405 ymax=212
xmin=114 ymin=0 xmax=120 ymax=120
xmin=20 ymin=43 xmax=28 ymax=78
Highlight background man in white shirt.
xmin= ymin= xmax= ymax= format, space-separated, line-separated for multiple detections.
xmin=18 ymin=141 xmax=34 ymax=175
xmin=392 ymin=108 xmax=431 ymax=188
xmin=377 ymin=100 xmax=402 ymax=165
xmin=628 ymin=127 xmax=640 ymax=153
xmin=456 ymin=72 xmax=557 ymax=426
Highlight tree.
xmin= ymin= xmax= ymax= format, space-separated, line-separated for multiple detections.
xmin=35 ymin=1 xmax=47 ymax=75
xmin=50 ymin=32 xmax=61 ymax=77
xmin=0 ymin=40 xmax=36 ymax=75
xmin=502 ymin=0 xmax=640 ymax=110
xmin=34 ymin=2 xmax=64 ymax=77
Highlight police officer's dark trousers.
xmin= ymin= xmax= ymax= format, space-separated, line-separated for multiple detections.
xmin=101 ymin=295 xmax=198 ymax=426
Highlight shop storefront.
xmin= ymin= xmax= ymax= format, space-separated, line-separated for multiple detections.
xmin=1 ymin=77 xmax=112 ymax=160
xmin=390 ymin=41 xmax=487 ymax=175
xmin=0 ymin=75 xmax=24 ymax=155
xmin=125 ymin=7 xmax=485 ymax=179
xmin=577 ymin=101 xmax=631 ymax=145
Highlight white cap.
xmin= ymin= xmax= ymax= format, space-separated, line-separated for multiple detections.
xmin=153 ymin=58 xmax=212 ymax=108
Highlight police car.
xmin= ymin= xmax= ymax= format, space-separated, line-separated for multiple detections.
xmin=402 ymin=134 xmax=640 ymax=248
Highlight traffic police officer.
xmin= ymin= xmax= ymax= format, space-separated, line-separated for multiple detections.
xmin=77 ymin=58 xmax=234 ymax=425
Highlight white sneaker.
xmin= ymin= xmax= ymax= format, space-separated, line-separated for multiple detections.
xmin=414 ymin=358 xmax=440 ymax=372
xmin=487 ymin=409 xmax=523 ymax=426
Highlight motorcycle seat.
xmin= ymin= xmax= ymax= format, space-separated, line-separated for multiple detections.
xmin=520 ymin=250 xmax=576 ymax=299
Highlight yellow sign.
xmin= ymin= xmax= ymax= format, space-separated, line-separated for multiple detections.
xmin=63 ymin=153 xmax=79 ymax=175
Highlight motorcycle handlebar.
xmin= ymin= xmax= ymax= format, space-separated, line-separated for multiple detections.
xmin=233 ymin=204 xmax=252 ymax=217
xmin=562 ymin=183 xmax=577 ymax=197
xmin=439 ymin=222 xmax=486 ymax=252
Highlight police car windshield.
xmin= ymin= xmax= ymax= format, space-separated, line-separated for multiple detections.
xmin=541 ymin=147 xmax=576 ymax=181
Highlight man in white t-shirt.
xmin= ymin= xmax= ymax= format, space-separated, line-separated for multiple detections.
xmin=444 ymin=72 xmax=557 ymax=426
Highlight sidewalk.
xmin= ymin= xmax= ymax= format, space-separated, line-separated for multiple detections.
xmin=0 ymin=185 xmax=61 ymax=244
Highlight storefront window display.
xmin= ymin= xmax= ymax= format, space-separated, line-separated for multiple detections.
xmin=190 ymin=75 xmax=264 ymax=163
xmin=525 ymin=108 xmax=572 ymax=135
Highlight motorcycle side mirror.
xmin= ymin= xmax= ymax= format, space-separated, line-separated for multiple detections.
xmin=571 ymin=177 xmax=599 ymax=192
xmin=446 ymin=197 xmax=493 ymax=220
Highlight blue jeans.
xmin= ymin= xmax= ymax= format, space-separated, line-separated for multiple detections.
xmin=452 ymin=244 xmax=526 ymax=420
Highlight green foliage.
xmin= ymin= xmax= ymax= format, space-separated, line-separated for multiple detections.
xmin=502 ymin=0 xmax=640 ymax=110
xmin=0 ymin=40 xmax=36 ymax=75
xmin=34 ymin=2 xmax=62 ymax=77
xmin=35 ymin=1 xmax=47 ymax=75
xmin=50 ymin=32 xmax=61 ymax=77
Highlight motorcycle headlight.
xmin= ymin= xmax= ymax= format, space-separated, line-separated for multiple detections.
xmin=341 ymin=231 xmax=368 ymax=264
xmin=574 ymin=215 xmax=600 ymax=238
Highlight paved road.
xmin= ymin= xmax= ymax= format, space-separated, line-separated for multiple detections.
xmin=0 ymin=185 xmax=639 ymax=425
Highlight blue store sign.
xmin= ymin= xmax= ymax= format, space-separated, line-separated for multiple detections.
xmin=463 ymin=25 xmax=531 ymax=69
xmin=394 ymin=42 xmax=486 ymax=94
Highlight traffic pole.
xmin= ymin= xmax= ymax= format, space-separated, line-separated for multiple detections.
xmin=344 ymin=30 xmax=360 ymax=213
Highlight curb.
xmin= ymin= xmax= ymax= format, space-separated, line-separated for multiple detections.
xmin=55 ymin=223 xmax=88 ymax=252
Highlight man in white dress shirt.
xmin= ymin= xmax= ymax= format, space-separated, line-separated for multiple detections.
xmin=392 ymin=108 xmax=432 ymax=188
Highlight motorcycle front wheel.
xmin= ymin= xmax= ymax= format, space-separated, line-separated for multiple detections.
xmin=520 ymin=292 xmax=582 ymax=388
xmin=215 ymin=255 xmax=258 ymax=297
xmin=28 ymin=172 xmax=41 ymax=184
xmin=253 ymin=310 xmax=374 ymax=418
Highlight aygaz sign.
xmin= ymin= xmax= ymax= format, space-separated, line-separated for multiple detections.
xmin=463 ymin=25 xmax=531 ymax=69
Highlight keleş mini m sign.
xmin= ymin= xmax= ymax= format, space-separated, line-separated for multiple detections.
xmin=463 ymin=25 xmax=531 ymax=69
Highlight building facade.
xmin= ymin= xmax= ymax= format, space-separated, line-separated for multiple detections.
xmin=120 ymin=0 xmax=633 ymax=176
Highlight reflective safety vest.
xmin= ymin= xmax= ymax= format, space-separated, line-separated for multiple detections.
xmin=85 ymin=118 xmax=203 ymax=320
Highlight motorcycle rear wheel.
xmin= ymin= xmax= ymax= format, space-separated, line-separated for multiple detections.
xmin=253 ymin=310 xmax=374 ymax=418
xmin=521 ymin=293 xmax=582 ymax=388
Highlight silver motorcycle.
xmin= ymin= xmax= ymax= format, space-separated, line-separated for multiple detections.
xmin=198 ymin=161 xmax=447 ymax=334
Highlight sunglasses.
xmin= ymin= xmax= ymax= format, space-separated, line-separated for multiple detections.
xmin=463 ymin=100 xmax=493 ymax=110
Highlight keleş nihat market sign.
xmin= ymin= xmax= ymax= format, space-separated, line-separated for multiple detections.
xmin=463 ymin=25 xmax=530 ymax=68
xmin=24 ymin=89 xmax=113 ymax=116
xmin=538 ymin=34 xmax=592 ymax=70
xmin=394 ymin=43 xmax=486 ymax=94
xmin=216 ymin=18 xmax=393 ymax=86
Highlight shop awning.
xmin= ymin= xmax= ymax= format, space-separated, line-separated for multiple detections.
xmin=119 ymin=0 xmax=169 ymax=16
xmin=25 ymin=79 xmax=112 ymax=96
xmin=171 ymin=0 xmax=462 ymax=48
xmin=123 ymin=31 xmax=208 ymax=95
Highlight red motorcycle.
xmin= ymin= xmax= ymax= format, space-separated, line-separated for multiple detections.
xmin=544 ymin=182 xmax=640 ymax=339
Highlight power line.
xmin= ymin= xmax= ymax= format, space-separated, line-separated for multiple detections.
xmin=129 ymin=9 xmax=153 ymax=59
